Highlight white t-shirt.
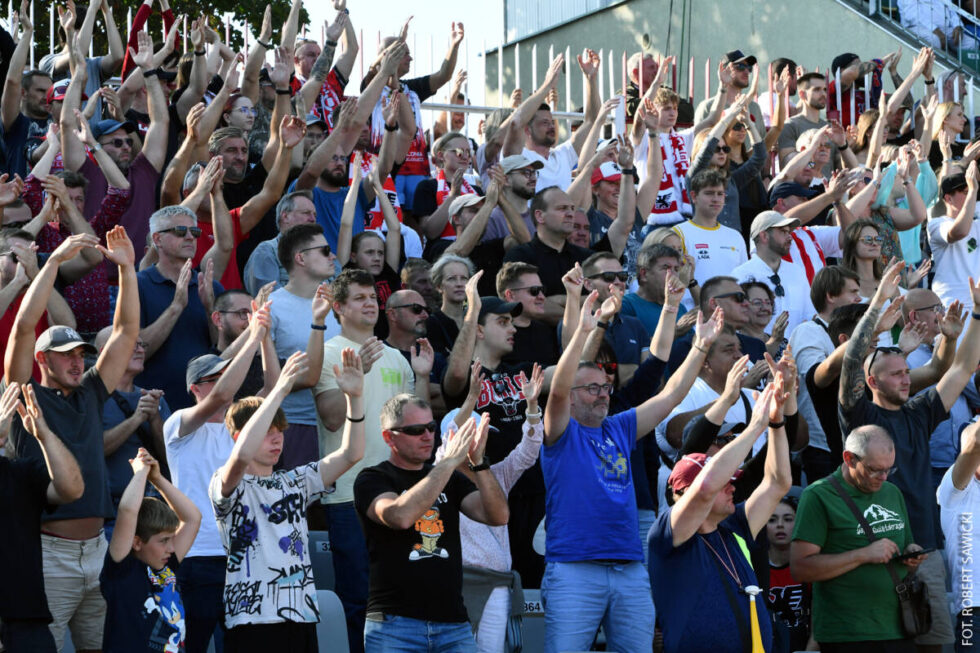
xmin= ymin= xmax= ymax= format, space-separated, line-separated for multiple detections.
xmin=788 ymin=318 xmax=835 ymax=452
xmin=163 ymin=409 xmax=234 ymax=557
xmin=523 ymin=140 xmax=578 ymax=192
xmin=927 ymin=214 xmax=980 ymax=309
xmin=314 ymin=335 xmax=414 ymax=503
xmin=373 ymin=222 xmax=423 ymax=260
xmin=752 ymin=225 xmax=841 ymax=284
xmin=938 ymin=467 xmax=980 ymax=608
xmin=210 ymin=463 xmax=328 ymax=627
xmin=269 ymin=287 xmax=341 ymax=425
xmin=672 ymin=220 xmax=748 ymax=286
xmin=733 ymin=254 xmax=815 ymax=334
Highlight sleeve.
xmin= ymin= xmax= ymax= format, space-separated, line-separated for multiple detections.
xmin=927 ymin=216 xmax=953 ymax=245
xmin=314 ymin=344 xmax=341 ymax=397
xmin=649 ymin=506 xmax=678 ymax=556
xmin=679 ymin=416 xmax=722 ymax=456
xmin=687 ymin=136 xmax=718 ymax=181
xmin=404 ymin=76 xmax=435 ymax=103
xmin=791 ymin=486 xmax=829 ymax=547
xmin=120 ymin=3 xmax=153 ymax=80
xmin=777 ymin=122 xmax=799 ymax=152
xmin=243 ymin=245 xmax=279 ymax=296
xmin=15 ymin=458 xmax=53 ymax=504
xmin=411 ymin=179 xmax=438 ymax=217
xmin=502 ymin=244 xmax=531 ymax=264
xmin=208 ymin=468 xmax=242 ymax=518
xmin=22 ymin=174 xmax=44 ymax=215
xmin=156 ymin=396 xmax=173 ymax=423
xmin=86 ymin=367 xmax=111 ymax=404
xmin=299 ymin=462 xmax=328 ymax=506
xmin=399 ymin=352 xmax=415 ymax=394
xmin=936 ymin=468 xmax=966 ymax=508
xmin=813 ymin=226 xmax=843 ymax=259
xmin=617 ymin=356 xmax=667 ymax=410
xmin=162 ymin=410 xmax=184 ymax=446
xmin=493 ymin=420 xmax=544 ymax=493
xmin=730 ymin=141 xmax=767 ymax=187
xmin=353 ymin=466 xmax=393 ymax=517
xmin=90 ymin=186 xmax=133 ymax=238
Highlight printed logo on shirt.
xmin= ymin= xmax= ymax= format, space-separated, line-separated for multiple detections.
xmin=476 ymin=373 xmax=527 ymax=418
xmin=859 ymin=503 xmax=904 ymax=536
xmin=589 ymin=436 xmax=629 ymax=492
xmin=410 ymin=494 xmax=449 ymax=561
xmin=969 ymin=237 xmax=977 ymax=253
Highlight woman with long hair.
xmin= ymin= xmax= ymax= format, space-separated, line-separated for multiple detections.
xmin=842 ymin=219 xmax=886 ymax=299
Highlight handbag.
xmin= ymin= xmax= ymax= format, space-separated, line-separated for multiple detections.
xmin=827 ymin=475 xmax=931 ymax=637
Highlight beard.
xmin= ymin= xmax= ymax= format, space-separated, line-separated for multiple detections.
xmin=320 ymin=168 xmax=348 ymax=187
xmin=513 ymin=185 xmax=536 ymax=200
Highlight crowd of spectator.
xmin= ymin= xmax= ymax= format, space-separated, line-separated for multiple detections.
xmin=7 ymin=0 xmax=980 ymax=651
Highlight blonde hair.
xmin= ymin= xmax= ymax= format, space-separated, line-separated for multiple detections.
xmin=933 ymin=101 xmax=963 ymax=139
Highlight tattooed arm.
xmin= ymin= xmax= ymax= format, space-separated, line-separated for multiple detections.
xmin=299 ymin=14 xmax=344 ymax=111
xmin=838 ymin=261 xmax=904 ymax=411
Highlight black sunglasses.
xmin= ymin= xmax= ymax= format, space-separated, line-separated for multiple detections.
xmin=299 ymin=244 xmax=332 ymax=257
xmin=731 ymin=123 xmax=746 ymax=132
xmin=390 ymin=421 xmax=438 ymax=436
xmin=732 ymin=62 xmax=752 ymax=72
xmin=101 ymin=137 xmax=134 ymax=149
xmin=588 ymin=271 xmax=629 ymax=283
xmin=390 ymin=303 xmax=427 ymax=315
xmin=159 ymin=225 xmax=202 ymax=238
xmin=714 ymin=291 xmax=748 ymax=303
xmin=868 ymin=346 xmax=903 ymax=370
xmin=512 ymin=285 xmax=546 ymax=297
xmin=769 ymin=274 xmax=785 ymax=298
xmin=716 ymin=145 xmax=732 ymax=154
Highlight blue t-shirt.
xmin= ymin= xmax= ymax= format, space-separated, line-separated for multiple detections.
xmin=541 ymin=409 xmax=641 ymax=562
xmin=103 ymin=389 xmax=173 ymax=503
xmin=621 ymin=292 xmax=687 ymax=340
xmin=100 ymin=552 xmax=185 ymax=652
xmin=288 ymin=180 xmax=369 ymax=253
xmin=649 ymin=503 xmax=772 ymax=653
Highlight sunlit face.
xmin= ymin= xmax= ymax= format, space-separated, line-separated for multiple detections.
xmin=508 ymin=273 xmax=546 ymax=318
xmin=705 ymin=332 xmax=743 ymax=376
xmin=352 ymin=234 xmax=385 ymax=276
xmin=762 ymin=225 xmax=794 ymax=257
xmin=568 ymin=210 xmax=591 ymax=248
xmin=133 ymin=530 xmax=177 ymax=571
xmin=569 ymin=366 xmax=612 ymax=426
xmin=384 ymin=404 xmax=435 ymax=466
xmin=585 ymin=259 xmax=627 ymax=304
xmin=766 ymin=502 xmax=795 ymax=551
xmin=801 ymin=79 xmax=827 ymax=110
xmin=478 ymin=313 xmax=516 ymax=354
xmin=593 ymin=179 xmax=620 ymax=210
xmin=711 ymin=281 xmax=751 ymax=327
xmin=214 ymin=294 xmax=253 ymax=341
xmin=152 ymin=214 xmax=199 ymax=261
xmin=829 ymin=278 xmax=862 ymax=311
xmin=387 ymin=290 xmax=428 ymax=337
xmin=527 ymin=109 xmax=557 ymax=148
xmin=844 ymin=442 xmax=895 ymax=493
xmin=294 ymin=42 xmax=321 ymax=78
xmin=224 ymin=96 xmax=256 ymax=132
xmin=534 ymin=189 xmax=576 ymax=237
xmin=336 ymin=282 xmax=379 ymax=329
xmin=639 ymin=255 xmax=680 ymax=301
xmin=855 ymin=225 xmax=882 ymax=261
xmin=946 ymin=104 xmax=967 ymax=134
xmin=253 ymin=427 xmax=285 ymax=468
xmin=37 ymin=346 xmax=86 ymax=390
xmin=99 ymin=128 xmax=135 ymax=174
xmin=23 ymin=75 xmax=52 ymax=117
xmin=692 ymin=184 xmax=726 ymax=220
xmin=280 ymin=197 xmax=317 ymax=233
xmin=439 ymin=137 xmax=472 ymax=172
xmin=439 ymin=262 xmax=469 ymax=304
xmin=746 ymin=286 xmax=773 ymax=329
xmin=868 ymin=352 xmax=910 ymax=406
xmin=213 ymin=136 xmax=249 ymax=183
xmin=655 ymin=101 xmax=678 ymax=130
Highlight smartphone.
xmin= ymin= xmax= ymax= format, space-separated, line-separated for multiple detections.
xmin=893 ymin=547 xmax=936 ymax=561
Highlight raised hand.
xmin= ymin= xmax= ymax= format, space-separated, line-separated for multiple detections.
xmin=940 ymin=300 xmax=966 ymax=339
xmin=334 ymin=347 xmax=364 ymax=397
xmin=746 ymin=381 xmax=777 ymax=433
xmin=16 ymin=384 xmax=53 ymax=442
xmin=357 ymin=336 xmax=385 ymax=374
xmin=279 ymin=114 xmax=307 ymax=149
xmin=442 ymin=416 xmax=477 ymax=466
xmin=872 ymin=260 xmax=905 ymax=306
xmin=172 ymin=259 xmax=193 ymax=309
xmin=664 ymin=270 xmax=686 ymax=309
xmin=906 ymin=258 xmax=931 ymax=289
xmin=97 ymin=225 xmax=136 ymax=267
xmin=518 ymin=362 xmax=544 ymax=407
xmin=578 ymin=290 xmax=601 ymax=333
xmin=153 ymin=17 xmax=180 ymax=68
xmin=544 ymin=55 xmax=564 ymax=89
xmin=277 ymin=350 xmax=310 ymax=393
xmin=898 ymin=320 xmax=929 ymax=354
xmin=50 ymin=233 xmax=100 ymax=263
xmin=129 ymin=446 xmax=157 ymax=476
xmin=129 ymin=30 xmax=155 ymax=70
xmin=467 ymin=412 xmax=491 ymax=464
xmin=189 ymin=16 xmax=204 ymax=50
xmin=136 ymin=389 xmax=162 ymax=420
xmin=410 ymin=338 xmax=435 ymax=377
xmin=381 ymin=40 xmax=409 ymax=77
xmin=257 ymin=5 xmax=272 ymax=42
xmin=312 ymin=282 xmax=333 ymax=323
xmin=197 ymin=257 xmax=215 ymax=311
xmin=874 ymin=295 xmax=905 ymax=335
xmin=770 ymin=311 xmax=789 ymax=343
xmin=561 ymin=262 xmax=585 ymax=297
xmin=722 ymin=354 xmax=750 ymax=401
xmin=617 ymin=135 xmax=634 ymax=169
xmin=450 ymin=21 xmax=465 ymax=47
xmin=638 ymin=98 xmax=660 ymax=132
xmin=695 ymin=306 xmax=725 ymax=346
xmin=597 ymin=286 xmax=623 ymax=322
xmin=326 ymin=11 xmax=347 ymax=43
xmin=382 ymin=89 xmax=401 ymax=128
xmin=577 ymin=48 xmax=600 ymax=78
xmin=510 ymin=87 xmax=523 ymax=108
xmin=464 ymin=270 xmax=483 ymax=318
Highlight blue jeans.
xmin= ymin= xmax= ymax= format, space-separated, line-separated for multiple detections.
xmin=364 ymin=614 xmax=475 ymax=653
xmin=324 ymin=501 xmax=370 ymax=653
xmin=176 ymin=556 xmax=226 ymax=653
xmin=541 ymin=560 xmax=654 ymax=653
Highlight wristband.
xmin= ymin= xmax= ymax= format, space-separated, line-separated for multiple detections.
xmin=143 ymin=68 xmax=162 ymax=78
xmin=347 ymin=415 xmax=365 ymax=422
xmin=925 ymin=78 xmax=936 ymax=85
xmin=384 ymin=122 xmax=399 ymax=132
xmin=194 ymin=49 xmax=206 ymax=56
xmin=596 ymin=321 xmax=610 ymax=330
xmin=256 ymin=39 xmax=272 ymax=50
xmin=621 ymin=167 xmax=637 ymax=175
xmin=902 ymin=179 xmax=911 ymax=186
xmin=647 ymin=130 xmax=659 ymax=138
xmin=91 ymin=143 xmax=104 ymax=153
xmin=688 ymin=279 xmax=699 ymax=289
xmin=973 ymin=311 xmax=980 ymax=322
xmin=468 ymin=455 xmax=491 ymax=472
xmin=311 ymin=323 xmax=326 ymax=331
xmin=768 ymin=420 xmax=786 ymax=429
xmin=838 ymin=141 xmax=849 ymax=151
xmin=276 ymin=88 xmax=291 ymax=95
xmin=525 ymin=408 xmax=542 ymax=420
xmin=693 ymin=342 xmax=709 ymax=354
xmin=325 ymin=39 xmax=338 ymax=47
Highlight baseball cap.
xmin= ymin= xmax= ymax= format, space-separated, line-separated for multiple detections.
xmin=91 ymin=119 xmax=137 ymax=141
xmin=668 ymin=453 xmax=744 ymax=492
xmin=500 ymin=154 xmax=544 ymax=175
xmin=831 ymin=53 xmax=860 ymax=75
xmin=478 ymin=296 xmax=523 ymax=322
xmin=448 ymin=193 xmax=484 ymax=218
xmin=305 ymin=112 xmax=327 ymax=129
xmin=591 ymin=161 xmax=623 ymax=185
xmin=721 ymin=50 xmax=757 ymax=67
xmin=45 ymin=79 xmax=88 ymax=104
xmin=749 ymin=210 xmax=800 ymax=241
xmin=941 ymin=172 xmax=969 ymax=197
xmin=769 ymin=181 xmax=819 ymax=205
xmin=185 ymin=354 xmax=231 ymax=389
xmin=34 ymin=326 xmax=97 ymax=356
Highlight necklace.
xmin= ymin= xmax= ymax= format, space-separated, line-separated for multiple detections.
xmin=700 ymin=532 xmax=743 ymax=590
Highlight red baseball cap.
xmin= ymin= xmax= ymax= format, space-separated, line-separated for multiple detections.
xmin=46 ymin=79 xmax=87 ymax=104
xmin=668 ymin=453 xmax=743 ymax=492
xmin=591 ymin=161 xmax=623 ymax=185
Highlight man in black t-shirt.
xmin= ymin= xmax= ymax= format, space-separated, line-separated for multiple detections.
xmin=496 ymin=261 xmax=559 ymax=366
xmin=837 ymin=262 xmax=980 ymax=649
xmin=354 ymin=395 xmax=507 ymax=651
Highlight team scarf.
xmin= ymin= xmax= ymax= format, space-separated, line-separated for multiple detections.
xmin=370 ymin=83 xmax=429 ymax=176
xmin=786 ymin=227 xmax=827 ymax=283
xmin=653 ymin=130 xmax=692 ymax=216
xmin=347 ymin=150 xmax=403 ymax=229
xmin=433 ymin=168 xmax=475 ymax=239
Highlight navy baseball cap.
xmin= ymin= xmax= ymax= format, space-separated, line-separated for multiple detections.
xmin=91 ymin=119 xmax=137 ymax=141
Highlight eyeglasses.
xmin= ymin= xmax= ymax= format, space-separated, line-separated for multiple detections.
xmin=858 ymin=235 xmax=884 ymax=245
xmin=571 ymin=383 xmax=614 ymax=396
xmin=234 ymin=106 xmax=258 ymax=117
xmin=390 ymin=421 xmax=438 ymax=436
xmin=769 ymin=274 xmax=785 ymax=298
xmin=749 ymin=298 xmax=773 ymax=309
xmin=716 ymin=145 xmax=732 ymax=154
xmin=852 ymin=454 xmax=898 ymax=478
xmin=514 ymin=168 xmax=538 ymax=180
xmin=299 ymin=244 xmax=332 ymax=257
xmin=218 ymin=309 xmax=252 ymax=320
xmin=158 ymin=225 xmax=202 ymax=238
xmin=588 ymin=271 xmax=629 ymax=283
xmin=329 ymin=154 xmax=348 ymax=163
xmin=732 ymin=62 xmax=752 ymax=72
xmin=868 ymin=346 xmax=904 ymax=371
xmin=597 ymin=361 xmax=618 ymax=374
xmin=730 ymin=123 xmax=746 ymax=132
xmin=511 ymin=285 xmax=546 ymax=297
xmin=714 ymin=291 xmax=748 ymax=303
xmin=389 ymin=303 xmax=427 ymax=315
xmin=100 ymin=137 xmax=133 ymax=149
xmin=446 ymin=147 xmax=471 ymax=159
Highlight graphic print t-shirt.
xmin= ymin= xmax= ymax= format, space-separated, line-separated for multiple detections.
xmin=100 ymin=553 xmax=185 ymax=652
xmin=353 ymin=461 xmax=477 ymax=622
xmin=209 ymin=464 xmax=329 ymax=628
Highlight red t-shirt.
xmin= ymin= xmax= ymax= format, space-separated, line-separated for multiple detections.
xmin=192 ymin=207 xmax=246 ymax=290
xmin=0 ymin=294 xmax=50 ymax=382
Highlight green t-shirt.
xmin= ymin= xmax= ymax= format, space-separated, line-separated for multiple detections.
xmin=792 ymin=468 xmax=912 ymax=643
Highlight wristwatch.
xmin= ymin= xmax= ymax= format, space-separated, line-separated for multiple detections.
xmin=468 ymin=455 xmax=491 ymax=472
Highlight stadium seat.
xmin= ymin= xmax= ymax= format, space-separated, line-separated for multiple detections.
xmin=309 ymin=530 xmax=336 ymax=590
xmin=316 ymin=589 xmax=350 ymax=653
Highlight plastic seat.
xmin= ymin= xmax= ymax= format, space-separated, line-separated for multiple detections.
xmin=309 ymin=530 xmax=335 ymax=590
xmin=316 ymin=589 xmax=350 ymax=653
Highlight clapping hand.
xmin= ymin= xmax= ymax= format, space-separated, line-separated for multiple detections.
xmin=333 ymin=348 xmax=364 ymax=397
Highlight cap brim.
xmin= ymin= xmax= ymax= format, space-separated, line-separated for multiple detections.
xmin=46 ymin=341 xmax=98 ymax=355
xmin=192 ymin=358 xmax=231 ymax=384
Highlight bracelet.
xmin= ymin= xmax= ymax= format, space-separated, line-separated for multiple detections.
xmin=525 ymin=408 xmax=542 ymax=419
xmin=973 ymin=311 xmax=980 ymax=321
xmin=687 ymin=279 xmax=699 ymax=289
xmin=662 ymin=306 xmax=679 ymax=314
xmin=902 ymin=179 xmax=911 ymax=186
xmin=384 ymin=122 xmax=399 ymax=132
xmin=143 ymin=68 xmax=162 ymax=78
xmin=621 ymin=167 xmax=637 ymax=175
xmin=647 ymin=130 xmax=659 ymax=138
xmin=768 ymin=420 xmax=786 ymax=429
xmin=311 ymin=323 xmax=326 ymax=331
xmin=596 ymin=321 xmax=610 ymax=330
xmin=838 ymin=141 xmax=849 ymax=151
xmin=276 ymin=88 xmax=291 ymax=95
xmin=194 ymin=49 xmax=206 ymax=56
xmin=256 ymin=39 xmax=272 ymax=50
xmin=347 ymin=415 xmax=365 ymax=422
xmin=91 ymin=143 xmax=104 ymax=153
xmin=925 ymin=78 xmax=936 ymax=85
xmin=693 ymin=342 xmax=709 ymax=354
xmin=325 ymin=39 xmax=338 ymax=47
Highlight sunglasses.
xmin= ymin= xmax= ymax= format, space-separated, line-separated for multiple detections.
xmin=769 ymin=274 xmax=785 ymax=298
xmin=391 ymin=421 xmax=438 ymax=436
xmin=732 ymin=62 xmax=752 ymax=72
xmin=299 ymin=244 xmax=332 ymax=257
xmin=588 ymin=271 xmax=629 ymax=283
xmin=158 ymin=225 xmax=202 ymax=238
xmin=597 ymin=361 xmax=618 ymax=374
xmin=716 ymin=145 xmax=732 ymax=154
xmin=749 ymin=298 xmax=772 ymax=309
xmin=512 ymin=285 xmax=546 ymax=297
xmin=714 ymin=291 xmax=748 ymax=303
xmin=730 ymin=123 xmax=746 ymax=132
xmin=911 ymin=303 xmax=943 ymax=313
xmin=390 ymin=303 xmax=428 ymax=315
xmin=858 ymin=235 xmax=884 ymax=245
xmin=868 ymin=346 xmax=903 ymax=371
xmin=571 ymin=382 xmax=615 ymax=396
xmin=101 ymin=137 xmax=133 ymax=149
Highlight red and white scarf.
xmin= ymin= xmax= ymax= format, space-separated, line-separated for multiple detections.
xmin=434 ymin=168 xmax=475 ymax=240
xmin=652 ymin=131 xmax=692 ymax=218
xmin=785 ymin=227 xmax=827 ymax=283
xmin=370 ymin=84 xmax=429 ymax=176
xmin=348 ymin=150 xmax=403 ymax=230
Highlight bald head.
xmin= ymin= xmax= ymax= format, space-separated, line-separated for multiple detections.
xmin=94 ymin=326 xmax=113 ymax=351
xmin=904 ymin=289 xmax=941 ymax=320
xmin=844 ymin=424 xmax=894 ymax=458
xmin=387 ymin=289 xmax=424 ymax=309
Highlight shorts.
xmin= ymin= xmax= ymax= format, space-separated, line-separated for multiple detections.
xmin=40 ymin=532 xmax=108 ymax=651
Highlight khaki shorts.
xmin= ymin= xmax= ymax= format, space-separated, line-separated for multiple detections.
xmin=41 ymin=532 xmax=108 ymax=651
xmin=914 ymin=550 xmax=954 ymax=645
